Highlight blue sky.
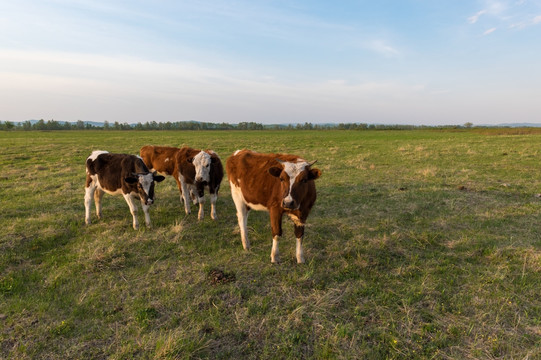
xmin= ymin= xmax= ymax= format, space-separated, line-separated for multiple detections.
xmin=1 ymin=0 xmax=540 ymax=125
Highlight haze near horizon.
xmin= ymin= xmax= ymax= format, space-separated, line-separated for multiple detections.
xmin=1 ymin=0 xmax=540 ymax=126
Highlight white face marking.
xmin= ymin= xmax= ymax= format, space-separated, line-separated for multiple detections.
xmin=165 ymin=158 xmax=170 ymax=162
xmin=192 ymin=151 xmax=211 ymax=182
xmin=88 ymin=150 xmax=108 ymax=161
xmin=281 ymin=160 xmax=309 ymax=204
xmin=139 ymin=173 xmax=154 ymax=197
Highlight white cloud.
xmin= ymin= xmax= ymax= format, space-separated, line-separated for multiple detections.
xmin=468 ymin=10 xmax=487 ymax=24
xmin=0 ymin=49 xmax=434 ymax=124
xmin=510 ymin=14 xmax=541 ymax=28
xmin=483 ymin=27 xmax=497 ymax=35
xmin=366 ymin=40 xmax=400 ymax=57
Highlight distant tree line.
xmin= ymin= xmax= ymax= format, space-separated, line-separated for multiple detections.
xmin=0 ymin=119 xmax=473 ymax=131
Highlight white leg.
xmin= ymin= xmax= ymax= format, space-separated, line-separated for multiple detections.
xmin=296 ymin=237 xmax=305 ymax=264
xmin=123 ymin=193 xmax=139 ymax=230
xmin=94 ymin=189 xmax=104 ymax=219
xmin=197 ymin=196 xmax=205 ymax=220
xmin=142 ymin=202 xmax=151 ymax=228
xmin=230 ymin=182 xmax=250 ymax=250
xmin=179 ymin=174 xmax=191 ymax=215
xmin=238 ymin=205 xmax=249 ymax=250
xmin=210 ymin=193 xmax=218 ymax=220
xmin=190 ymin=189 xmax=198 ymax=205
xmin=84 ymin=185 xmax=95 ymax=225
xmin=271 ymin=235 xmax=280 ymax=263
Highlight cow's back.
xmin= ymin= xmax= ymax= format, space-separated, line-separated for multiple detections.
xmin=140 ymin=145 xmax=179 ymax=176
xmin=226 ymin=150 xmax=300 ymax=207
xmin=87 ymin=153 xmax=148 ymax=193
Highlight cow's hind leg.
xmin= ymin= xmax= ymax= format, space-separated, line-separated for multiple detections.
xmin=123 ymin=193 xmax=140 ymax=230
xmin=230 ymin=182 xmax=250 ymax=250
xmin=178 ymin=174 xmax=191 ymax=215
xmin=173 ymin=174 xmax=185 ymax=207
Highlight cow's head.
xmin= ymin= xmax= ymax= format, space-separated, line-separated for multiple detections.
xmin=125 ymin=172 xmax=165 ymax=205
xmin=268 ymin=160 xmax=321 ymax=210
xmin=188 ymin=151 xmax=213 ymax=183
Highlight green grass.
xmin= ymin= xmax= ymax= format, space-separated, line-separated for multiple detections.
xmin=1 ymin=129 xmax=540 ymax=359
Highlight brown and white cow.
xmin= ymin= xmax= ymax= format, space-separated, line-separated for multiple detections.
xmin=85 ymin=150 xmax=165 ymax=230
xmin=140 ymin=145 xmax=223 ymax=220
xmin=226 ymin=149 xmax=321 ymax=263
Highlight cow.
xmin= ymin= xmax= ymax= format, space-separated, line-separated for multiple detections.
xmin=85 ymin=150 xmax=165 ymax=230
xmin=139 ymin=145 xmax=223 ymax=220
xmin=225 ymin=149 xmax=321 ymax=263
xmin=139 ymin=145 xmax=183 ymax=202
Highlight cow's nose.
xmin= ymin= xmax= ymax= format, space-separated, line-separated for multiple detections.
xmin=147 ymin=198 xmax=153 ymax=205
xmin=195 ymin=176 xmax=202 ymax=182
xmin=282 ymin=199 xmax=295 ymax=209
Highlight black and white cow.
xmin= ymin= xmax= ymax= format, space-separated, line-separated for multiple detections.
xmin=175 ymin=146 xmax=223 ymax=220
xmin=84 ymin=150 xmax=165 ymax=230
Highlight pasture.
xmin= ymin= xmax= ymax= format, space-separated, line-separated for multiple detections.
xmin=1 ymin=129 xmax=540 ymax=359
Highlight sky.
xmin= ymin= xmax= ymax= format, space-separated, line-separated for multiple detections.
xmin=1 ymin=0 xmax=541 ymax=126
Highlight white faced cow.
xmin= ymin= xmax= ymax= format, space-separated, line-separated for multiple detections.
xmin=225 ymin=149 xmax=321 ymax=263
xmin=85 ymin=150 xmax=165 ymax=230
xmin=140 ymin=145 xmax=223 ymax=220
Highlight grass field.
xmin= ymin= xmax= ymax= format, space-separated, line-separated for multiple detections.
xmin=1 ymin=129 xmax=540 ymax=359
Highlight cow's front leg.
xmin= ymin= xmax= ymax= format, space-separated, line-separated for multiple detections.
xmin=141 ymin=202 xmax=151 ymax=228
xmin=84 ymin=184 xmax=95 ymax=225
xmin=195 ymin=183 xmax=205 ymax=220
xmin=270 ymin=209 xmax=283 ymax=263
xmin=178 ymin=174 xmax=191 ymax=215
xmin=210 ymin=193 xmax=218 ymax=220
xmin=197 ymin=196 xmax=205 ymax=220
xmin=271 ymin=235 xmax=280 ymax=264
xmin=190 ymin=189 xmax=198 ymax=205
xmin=123 ymin=193 xmax=139 ymax=230
xmin=94 ymin=188 xmax=104 ymax=219
xmin=294 ymin=224 xmax=305 ymax=264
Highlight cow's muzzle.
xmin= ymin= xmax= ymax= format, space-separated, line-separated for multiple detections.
xmin=282 ymin=199 xmax=297 ymax=210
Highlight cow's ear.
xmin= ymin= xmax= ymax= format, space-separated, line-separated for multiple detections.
xmin=308 ymin=168 xmax=321 ymax=180
xmin=268 ymin=167 xmax=282 ymax=178
xmin=153 ymin=175 xmax=165 ymax=182
xmin=125 ymin=176 xmax=138 ymax=184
